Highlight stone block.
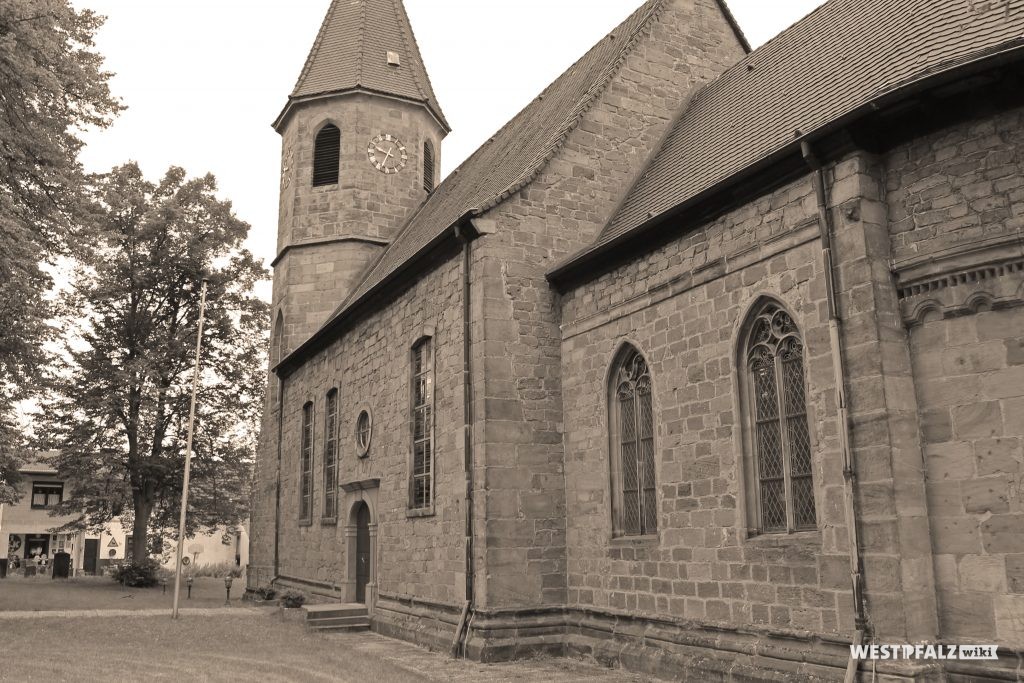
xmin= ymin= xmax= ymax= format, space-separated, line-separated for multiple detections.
xmin=961 ymin=477 xmax=1011 ymax=514
xmin=958 ymin=554 xmax=1007 ymax=593
xmin=931 ymin=517 xmax=982 ymax=555
xmin=939 ymin=592 xmax=996 ymax=639
xmin=994 ymin=595 xmax=1024 ymax=648
xmin=974 ymin=437 xmax=1022 ymax=476
xmin=952 ymin=401 xmax=1003 ymax=439
xmin=981 ymin=514 xmax=1024 ymax=554
xmin=1007 ymin=555 xmax=1024 ymax=594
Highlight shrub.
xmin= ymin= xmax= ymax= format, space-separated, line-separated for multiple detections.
xmin=191 ymin=561 xmax=243 ymax=578
xmin=252 ymin=586 xmax=277 ymax=601
xmin=279 ymin=589 xmax=306 ymax=608
xmin=111 ymin=559 xmax=160 ymax=588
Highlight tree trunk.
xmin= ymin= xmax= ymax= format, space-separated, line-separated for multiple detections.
xmin=131 ymin=494 xmax=152 ymax=561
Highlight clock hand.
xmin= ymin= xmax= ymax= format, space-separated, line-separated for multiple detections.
xmin=375 ymin=145 xmax=389 ymax=154
xmin=382 ymin=147 xmax=393 ymax=165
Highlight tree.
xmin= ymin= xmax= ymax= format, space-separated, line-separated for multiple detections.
xmin=40 ymin=163 xmax=269 ymax=559
xmin=0 ymin=0 xmax=120 ymax=501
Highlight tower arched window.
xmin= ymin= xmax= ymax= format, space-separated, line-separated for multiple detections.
xmin=422 ymin=140 xmax=435 ymax=193
xmin=313 ymin=124 xmax=341 ymax=187
xmin=740 ymin=299 xmax=817 ymax=534
xmin=609 ymin=346 xmax=656 ymax=537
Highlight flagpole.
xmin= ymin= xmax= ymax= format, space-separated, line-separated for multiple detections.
xmin=172 ymin=279 xmax=209 ymax=620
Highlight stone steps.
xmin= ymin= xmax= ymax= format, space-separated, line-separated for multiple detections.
xmin=303 ymin=603 xmax=369 ymax=632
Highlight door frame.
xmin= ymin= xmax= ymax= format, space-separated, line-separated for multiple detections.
xmin=341 ymin=483 xmax=378 ymax=611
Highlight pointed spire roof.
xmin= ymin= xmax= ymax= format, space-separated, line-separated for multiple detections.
xmin=275 ymin=0 xmax=449 ymax=132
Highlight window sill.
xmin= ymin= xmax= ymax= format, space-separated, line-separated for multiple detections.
xmin=609 ymin=534 xmax=659 ymax=547
xmin=743 ymin=530 xmax=820 ymax=547
xmin=298 ymin=519 xmax=313 ymax=528
xmin=321 ymin=517 xmax=337 ymax=527
xmin=406 ymin=507 xmax=435 ymax=519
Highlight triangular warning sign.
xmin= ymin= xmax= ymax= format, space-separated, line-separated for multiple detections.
xmin=107 ymin=537 xmax=119 ymax=547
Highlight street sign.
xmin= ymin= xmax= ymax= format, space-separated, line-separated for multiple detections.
xmin=181 ymin=556 xmax=191 ymax=566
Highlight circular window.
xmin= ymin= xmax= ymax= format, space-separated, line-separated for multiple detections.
xmin=356 ymin=409 xmax=372 ymax=457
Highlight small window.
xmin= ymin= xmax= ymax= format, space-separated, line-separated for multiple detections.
xmin=299 ymin=402 xmax=314 ymax=522
xmin=409 ymin=338 xmax=434 ymax=510
xmin=323 ymin=390 xmax=339 ymax=520
xmin=31 ymin=482 xmax=64 ymax=510
xmin=356 ymin=409 xmax=372 ymax=457
xmin=609 ymin=347 xmax=656 ymax=537
xmin=741 ymin=299 xmax=817 ymax=534
xmin=422 ymin=140 xmax=435 ymax=193
xmin=313 ymin=124 xmax=341 ymax=187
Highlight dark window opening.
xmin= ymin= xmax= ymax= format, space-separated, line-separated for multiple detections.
xmin=31 ymin=482 xmax=64 ymax=510
xmin=313 ymin=124 xmax=341 ymax=187
xmin=422 ymin=140 xmax=435 ymax=193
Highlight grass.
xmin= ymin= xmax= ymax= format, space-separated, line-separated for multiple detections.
xmin=0 ymin=575 xmax=245 ymax=611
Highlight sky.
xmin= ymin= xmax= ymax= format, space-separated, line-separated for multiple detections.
xmin=71 ymin=0 xmax=826 ymax=283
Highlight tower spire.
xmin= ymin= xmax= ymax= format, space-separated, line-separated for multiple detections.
xmin=274 ymin=0 xmax=448 ymax=132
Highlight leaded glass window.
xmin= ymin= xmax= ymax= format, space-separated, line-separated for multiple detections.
xmin=745 ymin=301 xmax=817 ymax=533
xmin=299 ymin=401 xmax=314 ymax=522
xmin=323 ymin=389 xmax=338 ymax=520
xmin=610 ymin=347 xmax=657 ymax=537
xmin=410 ymin=338 xmax=434 ymax=510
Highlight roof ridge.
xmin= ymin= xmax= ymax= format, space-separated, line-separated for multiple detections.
xmin=390 ymin=0 xmax=433 ymax=108
xmin=357 ymin=0 xmax=367 ymax=87
xmin=290 ymin=0 xmax=339 ymax=97
xmin=479 ymin=0 xmax=668 ymax=212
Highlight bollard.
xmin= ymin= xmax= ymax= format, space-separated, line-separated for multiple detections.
xmin=224 ymin=575 xmax=233 ymax=606
xmin=186 ymin=575 xmax=193 ymax=599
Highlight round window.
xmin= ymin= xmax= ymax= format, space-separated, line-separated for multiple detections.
xmin=356 ymin=409 xmax=372 ymax=457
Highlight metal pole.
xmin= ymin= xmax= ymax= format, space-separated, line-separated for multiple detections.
xmin=172 ymin=279 xmax=210 ymax=619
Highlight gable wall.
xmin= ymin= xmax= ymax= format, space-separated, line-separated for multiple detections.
xmin=470 ymin=0 xmax=746 ymax=611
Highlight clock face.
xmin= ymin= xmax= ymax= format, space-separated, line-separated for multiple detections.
xmin=367 ymin=134 xmax=408 ymax=174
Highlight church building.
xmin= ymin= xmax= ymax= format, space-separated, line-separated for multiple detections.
xmin=249 ymin=0 xmax=1024 ymax=679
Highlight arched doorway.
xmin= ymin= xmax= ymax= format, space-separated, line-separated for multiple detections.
xmin=354 ymin=502 xmax=371 ymax=603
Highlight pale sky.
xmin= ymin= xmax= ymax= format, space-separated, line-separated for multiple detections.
xmin=72 ymin=0 xmax=825 ymax=283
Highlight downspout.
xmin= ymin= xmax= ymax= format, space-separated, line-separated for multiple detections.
xmin=801 ymin=141 xmax=868 ymax=683
xmin=272 ymin=374 xmax=285 ymax=584
xmin=451 ymin=221 xmax=476 ymax=657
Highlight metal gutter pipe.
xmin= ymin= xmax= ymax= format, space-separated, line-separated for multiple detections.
xmin=801 ymin=141 xmax=868 ymax=683
xmin=272 ymin=374 xmax=285 ymax=584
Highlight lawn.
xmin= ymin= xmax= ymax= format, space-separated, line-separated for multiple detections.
xmin=0 ymin=613 xmax=646 ymax=682
xmin=0 ymin=575 xmax=244 ymax=611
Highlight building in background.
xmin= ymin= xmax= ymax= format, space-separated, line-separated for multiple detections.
xmin=1 ymin=454 xmax=249 ymax=578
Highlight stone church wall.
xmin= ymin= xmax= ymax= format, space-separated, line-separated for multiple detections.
xmin=887 ymin=105 xmax=1024 ymax=649
xmin=265 ymin=254 xmax=467 ymax=606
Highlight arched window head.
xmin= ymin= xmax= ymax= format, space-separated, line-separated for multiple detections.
xmin=742 ymin=300 xmax=817 ymax=534
xmin=422 ymin=140 xmax=435 ymax=193
xmin=271 ymin=311 xmax=285 ymax=366
xmin=313 ymin=124 xmax=341 ymax=187
xmin=609 ymin=346 xmax=657 ymax=537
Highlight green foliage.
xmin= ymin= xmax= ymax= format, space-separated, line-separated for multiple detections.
xmin=39 ymin=163 xmax=269 ymax=559
xmin=190 ymin=561 xmax=243 ymax=579
xmin=112 ymin=559 xmax=160 ymax=588
xmin=252 ymin=586 xmax=277 ymax=601
xmin=279 ymin=590 xmax=306 ymax=609
xmin=0 ymin=1 xmax=120 ymax=499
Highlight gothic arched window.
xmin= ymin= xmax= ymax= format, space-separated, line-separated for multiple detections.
xmin=409 ymin=336 xmax=434 ymax=511
xmin=422 ymin=140 xmax=435 ymax=193
xmin=609 ymin=346 xmax=657 ymax=537
xmin=312 ymin=123 xmax=341 ymax=187
xmin=322 ymin=389 xmax=339 ymax=520
xmin=299 ymin=401 xmax=314 ymax=523
xmin=742 ymin=300 xmax=817 ymax=534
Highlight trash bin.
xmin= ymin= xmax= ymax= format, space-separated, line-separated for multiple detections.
xmin=52 ymin=552 xmax=71 ymax=579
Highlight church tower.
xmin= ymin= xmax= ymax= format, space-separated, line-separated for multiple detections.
xmin=270 ymin=0 xmax=449 ymax=362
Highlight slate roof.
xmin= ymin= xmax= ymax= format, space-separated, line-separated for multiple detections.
xmin=276 ymin=0 xmax=448 ymax=131
xmin=326 ymin=0 xmax=669 ymax=317
xmin=583 ymin=0 xmax=1024 ymax=256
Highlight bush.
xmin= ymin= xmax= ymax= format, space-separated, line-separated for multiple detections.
xmin=111 ymin=559 xmax=160 ymax=588
xmin=252 ymin=586 xmax=277 ymax=601
xmin=279 ymin=589 xmax=306 ymax=608
xmin=191 ymin=561 xmax=243 ymax=578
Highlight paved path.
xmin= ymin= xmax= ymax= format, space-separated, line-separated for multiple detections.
xmin=0 ymin=606 xmax=260 ymax=619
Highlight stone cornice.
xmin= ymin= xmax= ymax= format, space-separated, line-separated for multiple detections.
xmin=271 ymin=235 xmax=390 ymax=268
xmin=893 ymin=234 xmax=1024 ymax=326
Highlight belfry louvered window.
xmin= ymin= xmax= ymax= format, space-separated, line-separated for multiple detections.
xmin=410 ymin=337 xmax=434 ymax=510
xmin=313 ymin=124 xmax=340 ymax=186
xmin=422 ymin=140 xmax=435 ymax=193
xmin=744 ymin=300 xmax=817 ymax=533
xmin=322 ymin=389 xmax=338 ymax=520
xmin=610 ymin=347 xmax=657 ymax=537
xmin=299 ymin=402 xmax=314 ymax=522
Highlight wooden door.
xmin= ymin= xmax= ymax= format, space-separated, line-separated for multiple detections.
xmin=355 ymin=503 xmax=370 ymax=603
xmin=83 ymin=538 xmax=99 ymax=575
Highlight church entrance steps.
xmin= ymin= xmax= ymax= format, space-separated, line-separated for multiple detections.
xmin=303 ymin=602 xmax=369 ymax=632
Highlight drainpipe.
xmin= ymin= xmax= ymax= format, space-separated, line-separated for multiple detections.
xmin=801 ymin=141 xmax=868 ymax=683
xmin=272 ymin=374 xmax=285 ymax=584
xmin=451 ymin=219 xmax=476 ymax=657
